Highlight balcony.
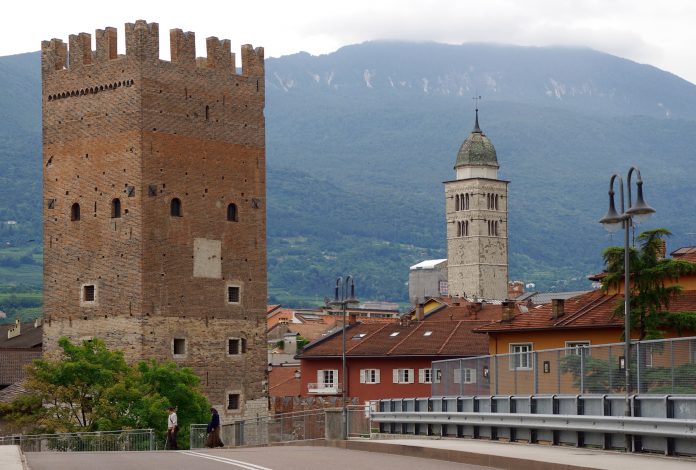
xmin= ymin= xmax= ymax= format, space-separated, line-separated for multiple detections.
xmin=307 ymin=382 xmax=343 ymax=395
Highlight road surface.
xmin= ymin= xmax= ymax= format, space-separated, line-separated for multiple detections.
xmin=26 ymin=446 xmax=495 ymax=470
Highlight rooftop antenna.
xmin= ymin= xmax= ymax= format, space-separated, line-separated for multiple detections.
xmin=472 ymin=94 xmax=482 ymax=132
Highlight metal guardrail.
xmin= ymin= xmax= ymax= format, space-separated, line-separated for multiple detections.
xmin=375 ymin=395 xmax=696 ymax=456
xmin=0 ymin=429 xmax=155 ymax=452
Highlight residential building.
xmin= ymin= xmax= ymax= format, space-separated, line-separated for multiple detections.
xmin=0 ymin=320 xmax=42 ymax=390
xmin=408 ymin=259 xmax=448 ymax=305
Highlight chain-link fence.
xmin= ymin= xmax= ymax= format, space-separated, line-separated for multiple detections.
xmin=0 ymin=429 xmax=155 ymax=452
xmin=433 ymin=336 xmax=696 ymax=396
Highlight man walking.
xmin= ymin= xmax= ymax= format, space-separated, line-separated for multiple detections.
xmin=166 ymin=406 xmax=178 ymax=450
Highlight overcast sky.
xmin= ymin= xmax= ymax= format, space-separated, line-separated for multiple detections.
xmin=3 ymin=0 xmax=695 ymax=84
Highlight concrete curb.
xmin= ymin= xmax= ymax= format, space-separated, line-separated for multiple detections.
xmin=0 ymin=445 xmax=26 ymax=470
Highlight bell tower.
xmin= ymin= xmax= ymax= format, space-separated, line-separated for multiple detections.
xmin=444 ymin=108 xmax=508 ymax=300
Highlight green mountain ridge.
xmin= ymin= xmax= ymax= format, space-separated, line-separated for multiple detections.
xmin=1 ymin=43 xmax=696 ymax=316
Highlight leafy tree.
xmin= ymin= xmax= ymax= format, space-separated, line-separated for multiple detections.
xmin=8 ymin=337 xmax=210 ymax=447
xmin=602 ymin=228 xmax=696 ymax=340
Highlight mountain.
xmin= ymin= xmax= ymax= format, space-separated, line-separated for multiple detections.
xmin=2 ymin=42 xmax=696 ymax=312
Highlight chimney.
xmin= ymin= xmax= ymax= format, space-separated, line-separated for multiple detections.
xmin=415 ymin=303 xmax=424 ymax=321
xmin=501 ymin=301 xmax=515 ymax=322
xmin=348 ymin=313 xmax=358 ymax=326
xmin=7 ymin=320 xmax=20 ymax=339
xmin=508 ymin=281 xmax=524 ymax=299
xmin=657 ymin=238 xmax=667 ymax=259
xmin=551 ymin=299 xmax=565 ymax=319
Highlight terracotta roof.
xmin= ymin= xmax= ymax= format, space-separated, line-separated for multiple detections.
xmin=290 ymin=323 xmax=337 ymax=341
xmin=672 ymin=247 xmax=696 ymax=263
xmin=475 ymin=290 xmax=696 ymax=333
xmin=267 ymin=305 xmax=282 ymax=314
xmin=0 ymin=322 xmax=42 ymax=349
xmin=269 ymin=367 xmax=301 ymax=398
xmin=0 ymin=381 xmax=29 ymax=403
xmin=421 ymin=297 xmax=506 ymax=322
xmin=300 ymin=319 xmax=490 ymax=359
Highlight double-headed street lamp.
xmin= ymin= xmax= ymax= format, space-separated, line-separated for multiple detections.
xmin=598 ymin=166 xmax=655 ymax=449
xmin=330 ymin=276 xmax=359 ymax=440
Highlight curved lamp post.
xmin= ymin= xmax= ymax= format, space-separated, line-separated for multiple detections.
xmin=330 ymin=276 xmax=359 ymax=440
xmin=598 ymin=166 xmax=655 ymax=450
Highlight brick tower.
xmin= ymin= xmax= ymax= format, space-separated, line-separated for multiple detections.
xmin=444 ymin=108 xmax=508 ymax=300
xmin=41 ymin=20 xmax=267 ymax=420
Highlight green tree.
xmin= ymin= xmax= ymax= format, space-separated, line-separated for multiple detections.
xmin=8 ymin=337 xmax=209 ymax=447
xmin=602 ymin=228 xmax=696 ymax=340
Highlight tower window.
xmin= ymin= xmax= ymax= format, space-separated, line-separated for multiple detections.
xmin=455 ymin=194 xmax=460 ymax=211
xmin=495 ymin=194 xmax=499 ymax=210
xmin=170 ymin=198 xmax=182 ymax=217
xmin=111 ymin=198 xmax=121 ymax=218
xmin=71 ymin=203 xmax=81 ymax=221
xmin=456 ymin=221 xmax=461 ymax=237
xmin=465 ymin=193 xmax=469 ymax=210
xmin=227 ymin=285 xmax=241 ymax=304
xmin=82 ymin=284 xmax=95 ymax=302
xmin=464 ymin=220 xmax=469 ymax=236
xmin=227 ymin=203 xmax=238 ymax=222
xmin=227 ymin=393 xmax=240 ymax=410
xmin=228 ymin=338 xmax=247 ymax=355
xmin=173 ymin=338 xmax=186 ymax=356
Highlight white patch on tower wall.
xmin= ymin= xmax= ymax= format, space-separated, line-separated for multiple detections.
xmin=193 ymin=238 xmax=222 ymax=279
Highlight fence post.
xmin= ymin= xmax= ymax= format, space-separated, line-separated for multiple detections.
xmin=459 ymin=359 xmax=464 ymax=396
xmin=580 ymin=350 xmax=585 ymax=394
xmin=608 ymin=345 xmax=613 ymax=391
xmin=533 ymin=351 xmax=538 ymax=395
xmin=494 ymin=355 xmax=499 ymax=395
xmin=636 ymin=342 xmax=641 ymax=394
xmin=670 ymin=340 xmax=675 ymax=393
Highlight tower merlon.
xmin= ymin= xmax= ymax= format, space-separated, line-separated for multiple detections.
xmin=96 ymin=27 xmax=118 ymax=62
xmin=41 ymin=38 xmax=67 ymax=73
xmin=170 ymin=29 xmax=196 ymax=68
xmin=206 ymin=36 xmax=234 ymax=72
xmin=241 ymin=44 xmax=264 ymax=77
xmin=125 ymin=20 xmax=160 ymax=61
xmin=68 ymin=32 xmax=93 ymax=68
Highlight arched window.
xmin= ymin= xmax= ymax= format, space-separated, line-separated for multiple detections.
xmin=170 ymin=198 xmax=182 ymax=217
xmin=465 ymin=193 xmax=470 ymax=210
xmin=455 ymin=194 xmax=460 ymax=211
xmin=111 ymin=198 xmax=121 ymax=218
xmin=495 ymin=221 xmax=499 ymax=236
xmin=227 ymin=203 xmax=238 ymax=222
xmin=71 ymin=203 xmax=80 ymax=221
xmin=456 ymin=221 xmax=461 ymax=237
xmin=495 ymin=194 xmax=499 ymax=210
xmin=205 ymin=105 xmax=210 ymax=121
xmin=464 ymin=220 xmax=469 ymax=236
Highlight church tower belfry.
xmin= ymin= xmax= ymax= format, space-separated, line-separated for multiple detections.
xmin=444 ymin=107 xmax=508 ymax=300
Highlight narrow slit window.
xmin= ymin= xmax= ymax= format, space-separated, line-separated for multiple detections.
xmin=83 ymin=284 xmax=95 ymax=302
xmin=71 ymin=203 xmax=81 ymax=221
xmin=173 ymin=338 xmax=186 ymax=356
xmin=227 ymin=286 xmax=241 ymax=304
xmin=227 ymin=203 xmax=238 ymax=222
xmin=170 ymin=198 xmax=182 ymax=217
xmin=111 ymin=198 xmax=121 ymax=218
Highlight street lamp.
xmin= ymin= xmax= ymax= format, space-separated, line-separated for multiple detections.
xmin=599 ymin=166 xmax=655 ymax=451
xmin=330 ymin=276 xmax=359 ymax=440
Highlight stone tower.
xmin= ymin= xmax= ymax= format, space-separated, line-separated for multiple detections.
xmin=41 ymin=21 xmax=267 ymax=421
xmin=444 ymin=109 xmax=508 ymax=300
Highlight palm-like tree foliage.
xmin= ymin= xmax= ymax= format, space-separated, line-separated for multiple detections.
xmin=602 ymin=228 xmax=696 ymax=340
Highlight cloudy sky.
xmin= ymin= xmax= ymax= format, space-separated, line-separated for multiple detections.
xmin=3 ymin=0 xmax=695 ymax=83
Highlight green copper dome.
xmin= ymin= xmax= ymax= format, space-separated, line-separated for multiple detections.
xmin=454 ymin=110 xmax=498 ymax=169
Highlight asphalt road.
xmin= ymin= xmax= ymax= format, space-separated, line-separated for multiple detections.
xmin=26 ymin=446 xmax=495 ymax=470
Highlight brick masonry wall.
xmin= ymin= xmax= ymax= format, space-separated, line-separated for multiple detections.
xmin=42 ymin=20 xmax=268 ymax=422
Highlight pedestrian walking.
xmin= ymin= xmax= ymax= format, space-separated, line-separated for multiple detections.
xmin=166 ymin=406 xmax=178 ymax=450
xmin=205 ymin=407 xmax=224 ymax=448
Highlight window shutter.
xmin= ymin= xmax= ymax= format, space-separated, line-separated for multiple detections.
xmin=317 ymin=370 xmax=323 ymax=384
xmin=375 ymin=369 xmax=381 ymax=384
xmin=408 ymin=369 xmax=415 ymax=384
xmin=332 ymin=370 xmax=338 ymax=386
xmin=453 ymin=368 xmax=461 ymax=384
xmin=418 ymin=369 xmax=425 ymax=383
xmin=393 ymin=369 xmax=399 ymax=383
xmin=360 ymin=369 xmax=366 ymax=384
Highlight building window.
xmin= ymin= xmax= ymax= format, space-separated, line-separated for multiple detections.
xmin=170 ymin=198 xmax=182 ymax=217
xmin=495 ymin=194 xmax=499 ymax=210
xmin=227 ymin=393 xmax=240 ymax=410
xmin=71 ymin=203 xmax=81 ymax=221
xmin=455 ymin=194 xmax=460 ymax=211
xmin=453 ymin=368 xmax=476 ymax=384
xmin=464 ymin=220 xmax=469 ymax=236
xmin=82 ymin=284 xmax=96 ymax=303
xmin=227 ymin=203 xmax=238 ymax=222
xmin=456 ymin=221 xmax=461 ymax=237
xmin=228 ymin=338 xmax=247 ymax=355
xmin=227 ymin=286 xmax=241 ymax=304
xmin=393 ymin=368 xmax=414 ymax=384
xmin=111 ymin=198 xmax=121 ymax=218
xmin=318 ymin=369 xmax=337 ymax=388
xmin=566 ymin=341 xmax=591 ymax=356
xmin=510 ymin=343 xmax=533 ymax=370
xmin=360 ymin=369 xmax=380 ymax=384
xmin=465 ymin=193 xmax=470 ymax=210
xmin=173 ymin=338 xmax=186 ymax=356
xmin=419 ymin=368 xmax=432 ymax=384
xmin=389 ymin=332 xmax=400 ymax=337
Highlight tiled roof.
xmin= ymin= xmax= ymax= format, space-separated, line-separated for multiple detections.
xmin=269 ymin=367 xmax=301 ymax=398
xmin=290 ymin=323 xmax=338 ymax=341
xmin=0 ymin=381 xmax=29 ymax=403
xmin=476 ymin=290 xmax=696 ymax=333
xmin=300 ymin=319 xmax=490 ymax=359
xmin=671 ymin=247 xmax=696 ymax=264
xmin=0 ymin=322 xmax=42 ymax=349
xmin=420 ymin=297 xmax=508 ymax=322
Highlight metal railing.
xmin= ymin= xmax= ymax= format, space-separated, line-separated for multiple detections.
xmin=190 ymin=406 xmax=372 ymax=448
xmin=432 ymin=336 xmax=696 ymax=396
xmin=0 ymin=429 xmax=155 ymax=452
xmin=374 ymin=395 xmax=696 ymax=456
xmin=307 ymin=382 xmax=343 ymax=394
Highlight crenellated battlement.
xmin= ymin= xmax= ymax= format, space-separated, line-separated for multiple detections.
xmin=41 ymin=20 xmax=264 ymax=77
